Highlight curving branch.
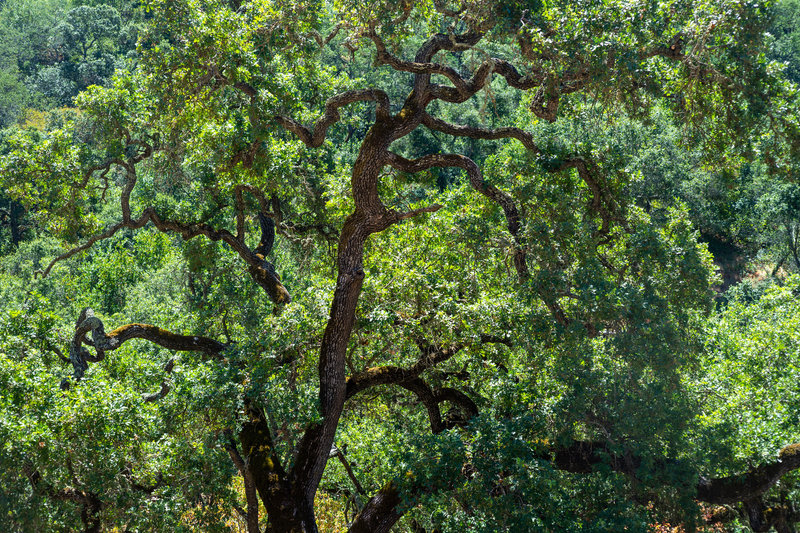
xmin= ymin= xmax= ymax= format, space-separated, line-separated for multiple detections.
xmin=346 ymin=335 xmax=507 ymax=400
xmin=369 ymin=27 xmax=543 ymax=107
xmin=429 ymin=58 xmax=544 ymax=104
xmin=385 ymin=150 xmax=583 ymax=328
xmin=39 ymin=199 xmax=291 ymax=305
xmin=274 ymin=89 xmax=391 ymax=147
xmin=64 ymin=308 xmax=226 ymax=386
xmin=413 ymin=30 xmax=483 ymax=65
xmin=385 ymin=151 xmax=529 ymax=282
xmin=530 ymin=85 xmax=560 ymax=122
xmin=142 ymin=357 xmax=176 ymax=403
xmin=346 ymin=335 xmax=505 ymax=434
xmin=421 ymin=113 xmax=540 ymax=152
xmin=367 ymin=30 xmax=475 ymax=95
xmin=121 ymin=467 xmax=164 ymax=495
xmin=253 ymin=212 xmax=275 ymax=257
xmin=37 ymin=220 xmax=129 ymax=278
xmin=697 ymin=444 xmax=800 ymax=506
xmin=347 ymin=481 xmax=402 ymax=533
xmin=550 ymin=157 xmax=628 ymax=235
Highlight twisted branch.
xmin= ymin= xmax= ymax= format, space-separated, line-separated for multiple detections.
xmin=385 ymin=151 xmax=528 ymax=281
xmin=64 ymin=308 xmax=226 ymax=385
xmin=39 ymin=202 xmax=291 ymax=304
xmin=273 ymin=89 xmax=391 ymax=147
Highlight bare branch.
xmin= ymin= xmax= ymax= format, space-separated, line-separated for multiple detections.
xmin=330 ymin=444 xmax=366 ymax=497
xmin=421 ymin=113 xmax=540 ymax=152
xmin=64 ymin=308 xmax=226 ymax=385
xmin=274 ymin=89 xmax=391 ymax=147
xmin=346 ymin=336 xmax=503 ymax=433
xmin=311 ymin=24 xmax=343 ymax=48
xmin=36 ymin=221 xmax=128 ymax=278
xmin=414 ymin=31 xmax=483 ymax=64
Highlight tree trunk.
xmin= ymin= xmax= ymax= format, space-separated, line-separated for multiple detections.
xmin=242 ymin=121 xmax=398 ymax=532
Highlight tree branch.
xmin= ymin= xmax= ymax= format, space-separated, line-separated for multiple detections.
xmin=385 ymin=151 xmax=529 ymax=282
xmin=142 ymin=357 xmax=176 ymax=402
xmin=697 ymin=444 xmax=800 ymax=505
xmin=224 ymin=429 xmax=261 ymax=533
xmin=347 ymin=481 xmax=402 ymax=533
xmin=329 ymin=444 xmax=366 ymax=498
xmin=553 ymin=439 xmax=800 ymax=519
xmin=428 ymin=58 xmax=543 ymax=104
xmin=421 ymin=113 xmax=540 ymax=152
xmin=22 ymin=461 xmax=102 ymax=533
xmin=38 ymin=201 xmax=291 ymax=304
xmin=274 ymin=89 xmax=391 ymax=147
xmin=367 ymin=30 xmax=474 ymax=95
xmin=64 ymin=308 xmax=226 ymax=385
xmin=346 ymin=336 xmax=500 ymax=432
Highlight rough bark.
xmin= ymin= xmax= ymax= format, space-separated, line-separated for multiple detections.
xmin=239 ymin=401 xmax=313 ymax=532
xmin=347 ymin=482 xmax=402 ymax=533
xmin=697 ymin=444 xmax=800 ymax=505
xmin=64 ymin=307 xmax=226 ymax=385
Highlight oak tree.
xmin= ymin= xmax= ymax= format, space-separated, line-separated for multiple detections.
xmin=2 ymin=0 xmax=800 ymax=531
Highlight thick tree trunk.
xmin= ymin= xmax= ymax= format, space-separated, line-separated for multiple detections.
xmin=288 ymin=122 xmax=395 ymax=506
xmin=240 ymin=404 xmax=317 ymax=532
xmin=244 ymin=122 xmax=398 ymax=532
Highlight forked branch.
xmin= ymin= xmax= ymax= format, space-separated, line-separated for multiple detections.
xmin=386 ymin=151 xmax=528 ymax=280
xmin=274 ymin=89 xmax=391 ymax=147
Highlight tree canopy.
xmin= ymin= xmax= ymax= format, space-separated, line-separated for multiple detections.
xmin=1 ymin=0 xmax=800 ymax=532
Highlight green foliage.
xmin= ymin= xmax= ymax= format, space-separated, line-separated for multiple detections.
xmin=771 ymin=0 xmax=800 ymax=83
xmin=0 ymin=124 xmax=103 ymax=241
xmin=693 ymin=277 xmax=800 ymax=465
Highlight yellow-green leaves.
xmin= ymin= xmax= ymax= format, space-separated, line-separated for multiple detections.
xmin=0 ymin=126 xmax=101 ymax=241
